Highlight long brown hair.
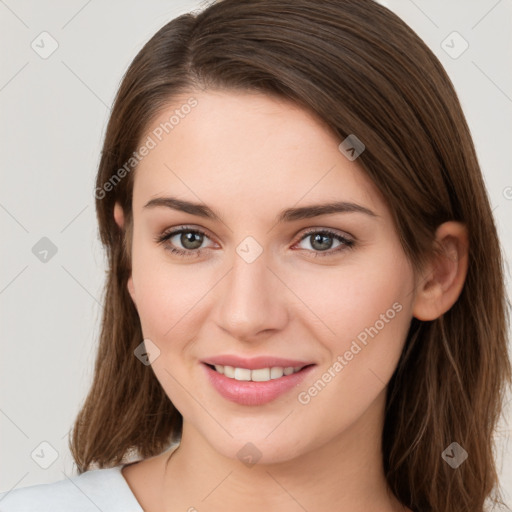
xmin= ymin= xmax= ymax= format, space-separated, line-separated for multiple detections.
xmin=69 ymin=1 xmax=511 ymax=511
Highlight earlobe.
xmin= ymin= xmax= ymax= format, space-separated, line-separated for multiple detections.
xmin=412 ymin=221 xmax=469 ymax=321
xmin=114 ymin=202 xmax=125 ymax=228
xmin=127 ymin=275 xmax=136 ymax=306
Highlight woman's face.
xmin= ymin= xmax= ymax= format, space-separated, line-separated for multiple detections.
xmin=126 ymin=89 xmax=417 ymax=463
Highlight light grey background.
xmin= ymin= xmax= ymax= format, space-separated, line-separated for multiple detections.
xmin=1 ymin=0 xmax=511 ymax=505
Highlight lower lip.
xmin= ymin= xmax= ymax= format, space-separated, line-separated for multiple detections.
xmin=202 ymin=363 xmax=315 ymax=406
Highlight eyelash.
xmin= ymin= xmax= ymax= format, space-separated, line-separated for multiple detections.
xmin=155 ymin=225 xmax=355 ymax=259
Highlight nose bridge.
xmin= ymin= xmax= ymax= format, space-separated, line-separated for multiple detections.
xmin=215 ymin=243 xmax=288 ymax=340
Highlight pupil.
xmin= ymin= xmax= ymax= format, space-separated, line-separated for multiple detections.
xmin=311 ymin=233 xmax=332 ymax=251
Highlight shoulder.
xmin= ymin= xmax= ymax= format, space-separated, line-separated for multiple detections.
xmin=0 ymin=465 xmax=143 ymax=512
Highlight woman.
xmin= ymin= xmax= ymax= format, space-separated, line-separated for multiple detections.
xmin=1 ymin=0 xmax=510 ymax=511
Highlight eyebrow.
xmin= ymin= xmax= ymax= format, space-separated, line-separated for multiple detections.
xmin=143 ymin=196 xmax=377 ymax=223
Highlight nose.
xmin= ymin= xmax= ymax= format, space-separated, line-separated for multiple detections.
xmin=214 ymin=248 xmax=289 ymax=342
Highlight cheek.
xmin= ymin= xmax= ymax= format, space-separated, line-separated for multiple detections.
xmin=289 ymin=248 xmax=414 ymax=344
xmin=292 ymin=249 xmax=414 ymax=414
xmin=130 ymin=236 xmax=214 ymax=345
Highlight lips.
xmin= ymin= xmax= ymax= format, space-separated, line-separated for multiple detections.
xmin=201 ymin=355 xmax=316 ymax=406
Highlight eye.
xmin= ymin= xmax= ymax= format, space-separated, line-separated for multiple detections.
xmin=155 ymin=226 xmax=215 ymax=258
xmin=294 ymin=228 xmax=355 ymax=257
xmin=155 ymin=226 xmax=355 ymax=259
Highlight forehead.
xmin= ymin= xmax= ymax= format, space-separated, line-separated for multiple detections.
xmin=131 ymin=90 xmax=385 ymax=218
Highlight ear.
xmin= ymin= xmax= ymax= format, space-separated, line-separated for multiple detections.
xmin=113 ymin=202 xmax=124 ymax=228
xmin=113 ymin=202 xmax=136 ymax=305
xmin=412 ymin=221 xmax=469 ymax=321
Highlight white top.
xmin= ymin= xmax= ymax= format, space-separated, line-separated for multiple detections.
xmin=0 ymin=464 xmax=143 ymax=511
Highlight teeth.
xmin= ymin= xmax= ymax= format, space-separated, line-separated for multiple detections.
xmin=211 ymin=364 xmax=304 ymax=382
xmin=224 ymin=365 xmax=235 ymax=378
xmin=252 ymin=368 xmax=271 ymax=381
xmin=234 ymin=367 xmax=251 ymax=381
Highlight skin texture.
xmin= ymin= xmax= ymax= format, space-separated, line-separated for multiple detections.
xmin=117 ymin=90 xmax=468 ymax=512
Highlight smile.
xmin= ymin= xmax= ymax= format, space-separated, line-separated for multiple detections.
xmin=209 ymin=364 xmax=305 ymax=382
xmin=201 ymin=356 xmax=316 ymax=406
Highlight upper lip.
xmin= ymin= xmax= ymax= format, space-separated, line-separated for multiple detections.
xmin=202 ymin=355 xmax=315 ymax=370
